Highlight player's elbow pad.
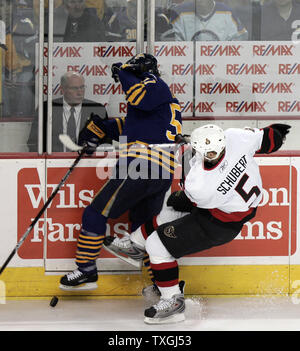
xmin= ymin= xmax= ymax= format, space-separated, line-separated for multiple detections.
xmin=257 ymin=127 xmax=283 ymax=154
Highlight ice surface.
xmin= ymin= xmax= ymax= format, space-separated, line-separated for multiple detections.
xmin=0 ymin=295 xmax=300 ymax=331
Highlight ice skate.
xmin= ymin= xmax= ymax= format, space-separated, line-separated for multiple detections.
xmin=59 ymin=269 xmax=98 ymax=291
xmin=103 ymin=235 xmax=144 ymax=268
xmin=144 ymin=281 xmax=186 ymax=324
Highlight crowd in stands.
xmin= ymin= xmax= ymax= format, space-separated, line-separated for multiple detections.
xmin=0 ymin=0 xmax=299 ymax=151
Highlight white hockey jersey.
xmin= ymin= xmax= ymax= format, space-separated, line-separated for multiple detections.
xmin=184 ymin=128 xmax=263 ymax=221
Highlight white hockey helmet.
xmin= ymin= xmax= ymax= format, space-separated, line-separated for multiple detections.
xmin=190 ymin=124 xmax=225 ymax=161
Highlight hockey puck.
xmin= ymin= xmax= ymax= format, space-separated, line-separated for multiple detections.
xmin=50 ymin=296 xmax=59 ymax=307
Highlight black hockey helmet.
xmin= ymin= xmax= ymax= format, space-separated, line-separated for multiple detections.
xmin=124 ymin=53 xmax=160 ymax=77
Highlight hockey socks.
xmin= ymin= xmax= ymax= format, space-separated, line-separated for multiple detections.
xmin=75 ymin=230 xmax=105 ymax=271
xmin=143 ymin=254 xmax=155 ymax=283
xmin=150 ymin=261 xmax=180 ymax=298
xmin=75 ymin=205 xmax=107 ymax=272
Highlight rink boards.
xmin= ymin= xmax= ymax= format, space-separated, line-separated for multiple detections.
xmin=1 ymin=154 xmax=300 ymax=297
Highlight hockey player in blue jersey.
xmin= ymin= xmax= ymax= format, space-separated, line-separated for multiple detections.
xmin=60 ymin=53 xmax=183 ymax=290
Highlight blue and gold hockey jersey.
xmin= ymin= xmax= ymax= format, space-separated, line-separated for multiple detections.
xmin=93 ymin=69 xmax=182 ymax=177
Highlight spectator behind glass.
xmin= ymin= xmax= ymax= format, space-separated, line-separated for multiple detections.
xmin=4 ymin=0 xmax=37 ymax=117
xmin=261 ymin=0 xmax=300 ymax=40
xmin=106 ymin=0 xmax=175 ymax=42
xmin=0 ymin=0 xmax=11 ymax=117
xmin=27 ymin=71 xmax=110 ymax=152
xmin=170 ymin=0 xmax=248 ymax=41
xmin=222 ymin=0 xmax=262 ymax=40
xmin=45 ymin=0 xmax=106 ymax=42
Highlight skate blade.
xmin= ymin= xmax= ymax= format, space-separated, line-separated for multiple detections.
xmin=103 ymin=245 xmax=142 ymax=268
xmin=59 ymin=282 xmax=98 ymax=291
xmin=144 ymin=313 xmax=185 ymax=325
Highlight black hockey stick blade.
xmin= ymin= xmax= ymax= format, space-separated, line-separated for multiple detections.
xmin=0 ymin=149 xmax=86 ymax=275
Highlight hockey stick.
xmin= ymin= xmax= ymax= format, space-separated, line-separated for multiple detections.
xmin=59 ymin=134 xmax=84 ymax=152
xmin=59 ymin=134 xmax=114 ymax=152
xmin=0 ymin=147 xmax=87 ymax=275
xmin=59 ymin=134 xmax=187 ymax=152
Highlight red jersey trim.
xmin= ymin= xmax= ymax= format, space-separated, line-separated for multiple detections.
xmin=141 ymin=224 xmax=148 ymax=240
xmin=268 ymin=127 xmax=275 ymax=153
xmin=209 ymin=207 xmax=255 ymax=223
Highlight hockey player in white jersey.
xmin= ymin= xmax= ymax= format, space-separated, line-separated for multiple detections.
xmin=103 ymin=123 xmax=290 ymax=324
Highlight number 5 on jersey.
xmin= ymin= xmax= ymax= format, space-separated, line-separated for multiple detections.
xmin=167 ymin=103 xmax=182 ymax=141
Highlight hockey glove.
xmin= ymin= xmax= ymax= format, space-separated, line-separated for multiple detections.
xmin=174 ymin=134 xmax=192 ymax=163
xmin=175 ymin=134 xmax=189 ymax=145
xmin=167 ymin=190 xmax=194 ymax=213
xmin=258 ymin=124 xmax=291 ymax=154
xmin=270 ymin=124 xmax=291 ymax=141
xmin=78 ymin=113 xmax=107 ymax=155
xmin=111 ymin=62 xmax=122 ymax=83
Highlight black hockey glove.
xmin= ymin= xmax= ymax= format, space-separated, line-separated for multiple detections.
xmin=258 ymin=124 xmax=291 ymax=154
xmin=167 ymin=190 xmax=194 ymax=213
xmin=174 ymin=134 xmax=190 ymax=161
xmin=175 ymin=134 xmax=189 ymax=145
xmin=270 ymin=124 xmax=291 ymax=141
xmin=111 ymin=62 xmax=122 ymax=83
xmin=78 ymin=113 xmax=107 ymax=155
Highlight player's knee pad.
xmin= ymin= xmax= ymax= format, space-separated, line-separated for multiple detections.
xmin=145 ymin=231 xmax=174 ymax=264
xmin=82 ymin=204 xmax=107 ymax=236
